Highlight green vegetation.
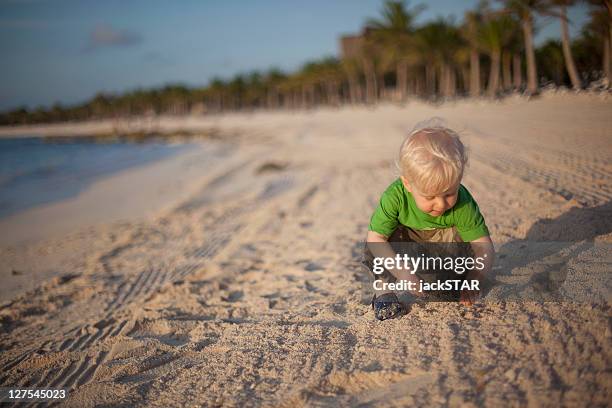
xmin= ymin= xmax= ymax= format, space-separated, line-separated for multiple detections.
xmin=2 ymin=0 xmax=610 ymax=126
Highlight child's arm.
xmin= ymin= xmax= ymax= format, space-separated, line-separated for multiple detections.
xmin=471 ymin=235 xmax=495 ymax=274
xmin=461 ymin=235 xmax=495 ymax=305
xmin=366 ymin=230 xmax=423 ymax=296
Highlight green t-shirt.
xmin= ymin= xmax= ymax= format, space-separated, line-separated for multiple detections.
xmin=368 ymin=178 xmax=489 ymax=242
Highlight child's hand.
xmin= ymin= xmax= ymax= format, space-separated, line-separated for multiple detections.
xmin=460 ymin=288 xmax=480 ymax=306
xmin=461 ymin=267 xmax=485 ymax=306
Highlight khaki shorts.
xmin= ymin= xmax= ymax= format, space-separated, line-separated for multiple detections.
xmin=362 ymin=225 xmax=474 ymax=300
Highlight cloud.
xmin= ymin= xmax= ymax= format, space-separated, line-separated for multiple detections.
xmin=86 ymin=24 xmax=142 ymax=50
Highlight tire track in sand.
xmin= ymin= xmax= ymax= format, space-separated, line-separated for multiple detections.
xmin=0 ymin=173 xmax=299 ymax=395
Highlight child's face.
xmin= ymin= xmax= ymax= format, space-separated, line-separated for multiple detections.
xmin=401 ymin=176 xmax=459 ymax=217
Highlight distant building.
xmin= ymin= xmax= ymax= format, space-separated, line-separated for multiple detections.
xmin=340 ymin=34 xmax=362 ymax=59
xmin=339 ymin=28 xmax=378 ymax=59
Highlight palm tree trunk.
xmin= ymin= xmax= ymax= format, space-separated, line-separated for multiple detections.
xmin=440 ymin=65 xmax=448 ymax=97
xmin=309 ymin=85 xmax=316 ymax=108
xmin=396 ymin=60 xmax=408 ymax=102
xmin=295 ymin=91 xmax=302 ymax=109
xmin=522 ymin=17 xmax=538 ymax=94
xmin=425 ymin=64 xmax=436 ymax=96
xmin=363 ymin=59 xmax=377 ymax=104
xmin=439 ymin=64 xmax=455 ymax=98
xmin=470 ymin=48 xmax=480 ymax=97
xmin=416 ymin=74 xmax=424 ymax=96
xmin=278 ymin=92 xmax=285 ymax=109
xmin=502 ymin=51 xmax=512 ymax=90
xmin=325 ymin=81 xmax=340 ymax=106
xmin=266 ymin=90 xmax=277 ymax=109
xmin=513 ymin=53 xmax=522 ymax=89
xmin=377 ymin=73 xmax=386 ymax=100
xmin=301 ymin=88 xmax=307 ymax=108
xmin=461 ymin=66 xmax=470 ymax=95
xmin=307 ymin=85 xmax=315 ymax=108
xmin=407 ymin=76 xmax=416 ymax=95
xmin=559 ymin=6 xmax=582 ymax=90
xmin=348 ymin=74 xmax=360 ymax=104
xmin=396 ymin=60 xmax=408 ymax=101
xmin=487 ymin=50 xmax=501 ymax=97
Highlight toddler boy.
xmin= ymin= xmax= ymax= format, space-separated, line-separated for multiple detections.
xmin=364 ymin=126 xmax=495 ymax=320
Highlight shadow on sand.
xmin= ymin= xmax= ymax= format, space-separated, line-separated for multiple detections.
xmin=490 ymin=201 xmax=612 ymax=302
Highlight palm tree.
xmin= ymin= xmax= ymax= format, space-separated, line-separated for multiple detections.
xmin=503 ymin=0 xmax=552 ymax=94
xmin=276 ymin=75 xmax=300 ymax=109
xmin=478 ymin=13 xmax=517 ymax=96
xmin=341 ymin=57 xmax=364 ymax=104
xmin=551 ymin=0 xmax=583 ymax=89
xmin=413 ymin=24 xmax=440 ymax=96
xmin=227 ymin=75 xmax=247 ymax=110
xmin=163 ymin=85 xmax=191 ymax=115
xmin=462 ymin=6 xmax=486 ymax=96
xmin=510 ymin=30 xmax=525 ymax=89
xmin=583 ymin=0 xmax=612 ymax=85
xmin=312 ymin=57 xmax=344 ymax=106
xmin=90 ymin=93 xmax=112 ymax=118
xmin=297 ymin=62 xmax=322 ymax=108
xmin=263 ymin=69 xmax=287 ymax=109
xmin=366 ymin=0 xmax=425 ymax=100
xmin=439 ymin=23 xmax=465 ymax=97
xmin=208 ymin=78 xmax=227 ymax=112
xmin=536 ymin=39 xmax=566 ymax=83
xmin=358 ymin=28 xmax=382 ymax=103
xmin=243 ymin=71 xmax=265 ymax=109
xmin=501 ymin=17 xmax=522 ymax=90
xmin=414 ymin=19 xmax=464 ymax=98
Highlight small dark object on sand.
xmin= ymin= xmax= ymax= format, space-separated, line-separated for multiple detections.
xmin=255 ymin=161 xmax=288 ymax=174
xmin=57 ymin=273 xmax=81 ymax=284
xmin=372 ymin=293 xmax=405 ymax=321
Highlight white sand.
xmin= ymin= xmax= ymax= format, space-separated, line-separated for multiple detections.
xmin=0 ymin=140 xmax=263 ymax=301
xmin=0 ymin=93 xmax=611 ymax=406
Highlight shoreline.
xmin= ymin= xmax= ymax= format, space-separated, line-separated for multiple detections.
xmin=0 ymin=139 xmax=239 ymax=302
xmin=0 ymin=142 xmax=219 ymax=246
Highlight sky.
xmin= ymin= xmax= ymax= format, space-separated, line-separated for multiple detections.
xmin=0 ymin=0 xmax=591 ymax=111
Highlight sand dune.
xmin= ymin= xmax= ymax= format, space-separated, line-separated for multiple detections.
xmin=1 ymin=93 xmax=611 ymax=406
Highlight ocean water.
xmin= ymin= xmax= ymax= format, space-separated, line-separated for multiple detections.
xmin=0 ymin=137 xmax=191 ymax=219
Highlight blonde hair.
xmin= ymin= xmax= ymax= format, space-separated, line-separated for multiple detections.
xmin=398 ymin=126 xmax=467 ymax=195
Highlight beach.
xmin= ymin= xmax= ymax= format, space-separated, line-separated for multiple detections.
xmin=0 ymin=93 xmax=611 ymax=406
